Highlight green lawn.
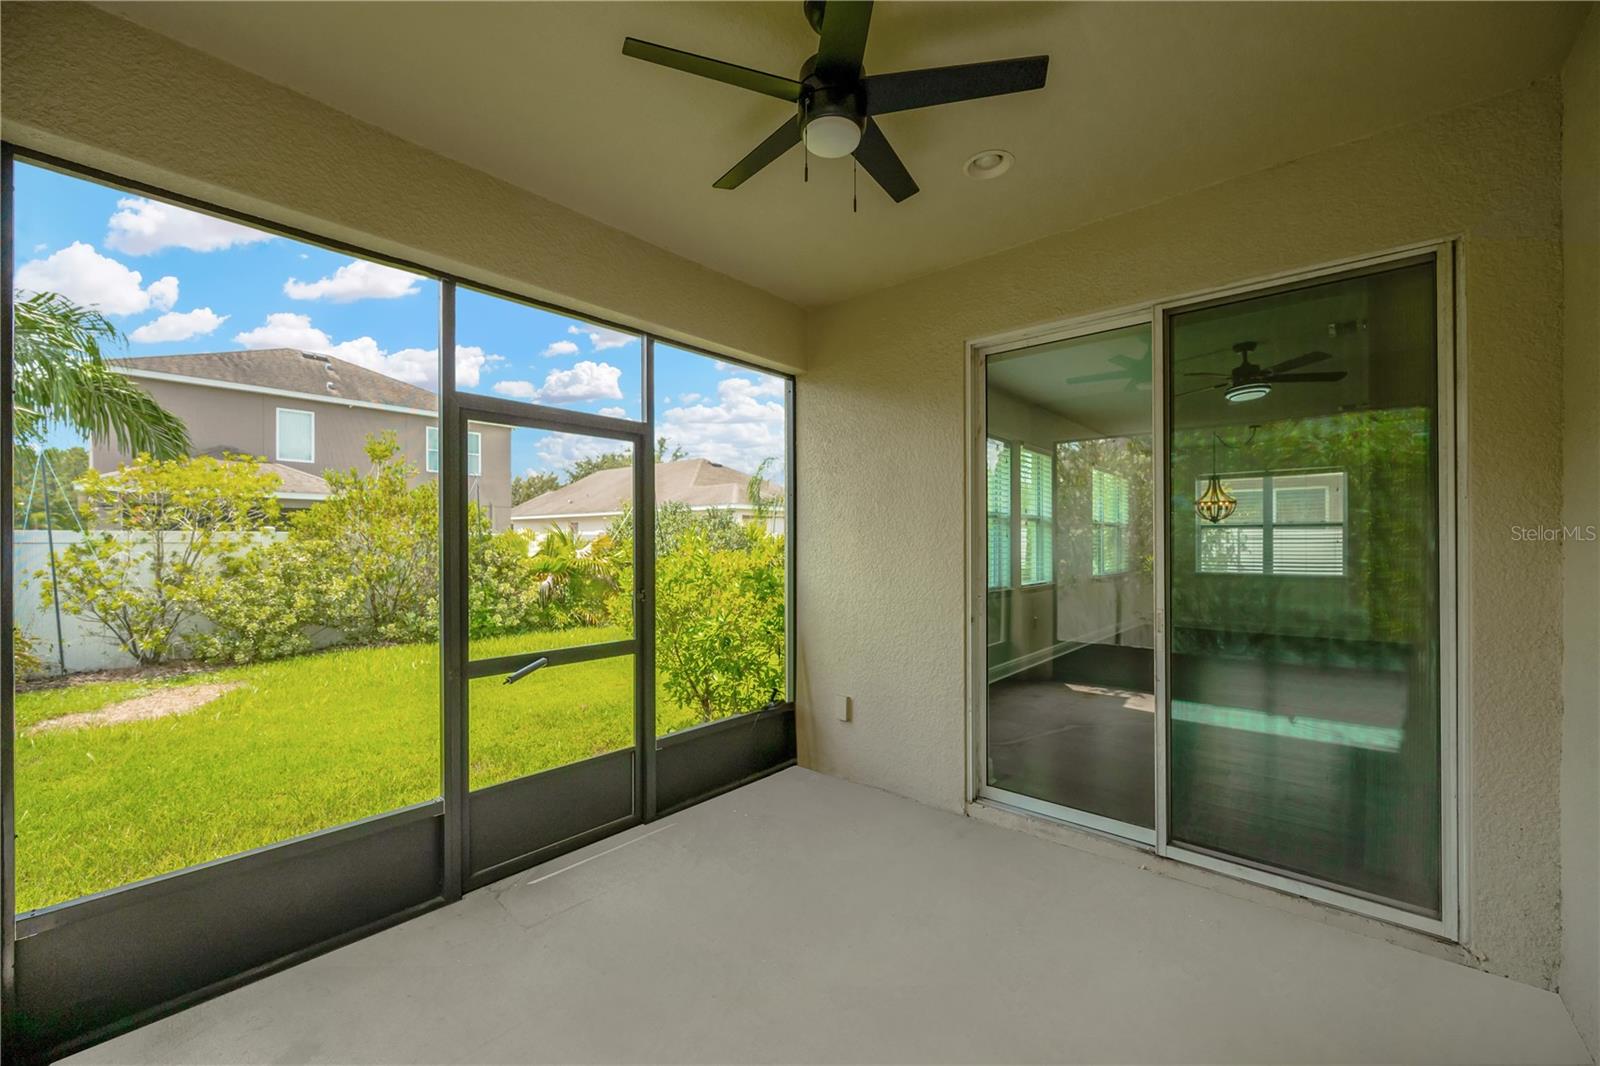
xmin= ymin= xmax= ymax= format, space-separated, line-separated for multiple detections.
xmin=14 ymin=627 xmax=703 ymax=912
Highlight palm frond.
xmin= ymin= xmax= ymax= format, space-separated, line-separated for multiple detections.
xmin=12 ymin=291 xmax=190 ymax=458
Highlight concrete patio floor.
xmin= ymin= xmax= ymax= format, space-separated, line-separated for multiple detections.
xmin=69 ymin=767 xmax=1591 ymax=1064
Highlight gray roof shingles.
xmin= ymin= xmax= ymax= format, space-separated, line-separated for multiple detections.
xmin=511 ymin=459 xmax=780 ymax=519
xmin=113 ymin=349 xmax=437 ymax=411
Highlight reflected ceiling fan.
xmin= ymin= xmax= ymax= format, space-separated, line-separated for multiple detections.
xmin=1065 ymin=349 xmax=1152 ymax=392
xmin=1180 ymin=341 xmax=1346 ymax=404
xmin=621 ymin=0 xmax=1049 ymax=203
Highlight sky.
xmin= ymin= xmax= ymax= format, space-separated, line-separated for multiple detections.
xmin=12 ymin=161 xmax=787 ymax=482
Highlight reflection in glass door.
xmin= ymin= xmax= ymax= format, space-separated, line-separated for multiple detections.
xmin=1166 ymin=258 xmax=1443 ymax=916
xmin=983 ymin=321 xmax=1156 ymax=836
xmin=460 ymin=416 xmax=643 ymax=885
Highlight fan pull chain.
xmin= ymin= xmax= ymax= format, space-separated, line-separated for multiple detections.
xmin=852 ymin=159 xmax=858 ymax=214
xmin=804 ymin=151 xmax=808 ymax=184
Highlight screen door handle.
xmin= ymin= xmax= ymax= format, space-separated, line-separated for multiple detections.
xmin=503 ymin=657 xmax=549 ymax=686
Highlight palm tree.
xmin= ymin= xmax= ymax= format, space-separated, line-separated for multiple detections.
xmin=530 ymin=525 xmax=620 ymax=625
xmin=12 ymin=291 xmax=189 ymax=458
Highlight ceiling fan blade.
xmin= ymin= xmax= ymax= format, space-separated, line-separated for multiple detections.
xmin=865 ymin=55 xmax=1048 ymax=115
xmin=816 ymin=1 xmax=874 ymax=81
xmin=623 ymin=37 xmax=802 ymax=101
xmin=1267 ymin=349 xmax=1334 ymax=373
xmin=1268 ymin=371 xmax=1348 ymax=383
xmin=1182 ymin=371 xmax=1230 ymax=378
xmin=714 ymin=116 xmax=803 ymax=189
xmin=852 ymin=119 xmax=918 ymax=202
xmin=1064 ymin=370 xmax=1132 ymax=385
xmin=1177 ymin=382 xmax=1227 ymax=398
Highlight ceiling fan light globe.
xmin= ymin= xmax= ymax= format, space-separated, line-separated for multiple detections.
xmin=1224 ymin=383 xmax=1272 ymax=404
xmin=804 ymin=114 xmax=862 ymax=158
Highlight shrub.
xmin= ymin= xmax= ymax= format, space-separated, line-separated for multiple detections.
xmin=44 ymin=453 xmax=280 ymax=665
xmin=188 ymin=539 xmax=326 ymax=665
xmin=654 ymin=524 xmax=784 ymax=723
xmin=468 ymin=520 xmax=548 ymax=638
xmin=285 ymin=433 xmax=438 ymax=645
xmin=12 ymin=623 xmax=45 ymax=679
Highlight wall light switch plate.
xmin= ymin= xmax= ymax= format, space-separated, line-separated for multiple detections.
xmin=837 ymin=695 xmax=852 ymax=723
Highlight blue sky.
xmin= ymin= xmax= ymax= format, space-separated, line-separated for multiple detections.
xmin=13 ymin=161 xmax=786 ymax=481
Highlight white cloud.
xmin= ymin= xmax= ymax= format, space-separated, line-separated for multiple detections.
xmin=130 ymin=307 xmax=228 ymax=343
xmin=452 ymin=345 xmax=501 ymax=387
xmin=658 ymin=374 xmax=786 ymax=480
xmin=31 ymin=243 xmax=46 ymax=253
xmin=234 ymin=312 xmax=331 ymax=351
xmin=597 ymin=406 xmax=627 ymax=418
xmin=541 ymin=340 xmax=580 ymax=358
xmin=568 ymin=324 xmax=636 ymax=351
xmin=539 ymin=361 xmax=624 ymax=402
xmin=491 ymin=360 xmax=624 ymax=405
xmin=15 ymin=243 xmax=180 ymax=316
xmin=533 ymin=431 xmax=615 ymax=474
xmin=146 ymin=275 xmax=179 ymax=312
xmin=492 ymin=380 xmax=539 ymax=400
xmin=106 ymin=197 xmax=273 ymax=255
xmin=283 ymin=259 xmax=422 ymax=303
xmin=679 ymin=392 xmax=703 ymax=404
xmin=233 ymin=311 xmax=494 ymax=390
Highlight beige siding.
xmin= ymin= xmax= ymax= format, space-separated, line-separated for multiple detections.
xmin=96 ymin=378 xmax=515 ymax=526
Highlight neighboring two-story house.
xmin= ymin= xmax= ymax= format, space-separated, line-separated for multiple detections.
xmin=98 ymin=349 xmax=515 ymax=526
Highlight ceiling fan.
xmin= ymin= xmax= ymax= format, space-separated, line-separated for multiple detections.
xmin=621 ymin=0 xmax=1049 ymax=203
xmin=1180 ymin=341 xmax=1346 ymax=404
xmin=1065 ymin=349 xmax=1153 ymax=392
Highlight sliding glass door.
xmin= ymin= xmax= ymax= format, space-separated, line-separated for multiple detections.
xmin=1165 ymin=257 xmax=1445 ymax=917
xmin=977 ymin=248 xmax=1453 ymax=931
xmin=983 ymin=320 xmax=1156 ymax=838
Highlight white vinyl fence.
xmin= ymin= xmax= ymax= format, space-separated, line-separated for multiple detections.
xmin=12 ymin=529 xmax=292 ymax=676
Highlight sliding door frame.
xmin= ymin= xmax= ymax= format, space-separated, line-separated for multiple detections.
xmin=967 ymin=238 xmax=1463 ymax=941
xmin=967 ymin=305 xmax=1159 ymax=848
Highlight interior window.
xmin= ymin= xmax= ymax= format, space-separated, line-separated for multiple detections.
xmin=1019 ymin=447 xmax=1053 ymax=586
xmin=986 ymin=438 xmax=1012 ymax=589
xmin=1091 ymin=467 xmax=1131 ymax=577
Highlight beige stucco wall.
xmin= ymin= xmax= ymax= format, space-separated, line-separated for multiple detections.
xmin=799 ymin=80 xmax=1566 ymax=988
xmin=0 ymin=2 xmax=805 ymax=375
xmin=1561 ymin=7 xmax=1600 ymax=1054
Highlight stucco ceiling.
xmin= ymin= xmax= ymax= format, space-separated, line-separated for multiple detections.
xmin=100 ymin=1 xmax=1586 ymax=308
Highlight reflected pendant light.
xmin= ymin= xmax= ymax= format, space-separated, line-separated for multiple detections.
xmin=1195 ymin=433 xmax=1237 ymax=524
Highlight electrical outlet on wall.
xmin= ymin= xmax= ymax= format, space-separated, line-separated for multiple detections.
xmin=837 ymin=695 xmax=852 ymax=723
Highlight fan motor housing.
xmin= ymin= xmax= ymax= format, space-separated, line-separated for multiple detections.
xmin=801 ymin=76 xmax=866 ymax=134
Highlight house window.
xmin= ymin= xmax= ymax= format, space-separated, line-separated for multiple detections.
xmin=1019 ymin=446 xmax=1053 ymax=586
xmin=426 ymin=426 xmax=482 ymax=476
xmin=276 ymin=408 xmax=314 ymax=463
xmin=986 ymin=438 xmax=1012 ymax=589
xmin=1196 ymin=471 xmax=1346 ymax=576
xmin=1091 ymin=467 xmax=1131 ymax=576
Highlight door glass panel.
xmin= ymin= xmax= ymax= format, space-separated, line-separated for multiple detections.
xmin=468 ymin=656 xmax=635 ymax=791
xmin=649 ymin=344 xmax=788 ymax=736
xmin=470 ymin=424 xmax=633 ymax=660
xmin=1167 ymin=260 xmax=1441 ymax=914
xmin=454 ymin=286 xmax=642 ymax=420
xmin=9 ymin=161 xmax=441 ymax=910
xmin=985 ymin=323 xmax=1156 ymax=829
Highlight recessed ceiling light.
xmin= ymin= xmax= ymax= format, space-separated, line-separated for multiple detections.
xmin=964 ymin=149 xmax=1014 ymax=180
